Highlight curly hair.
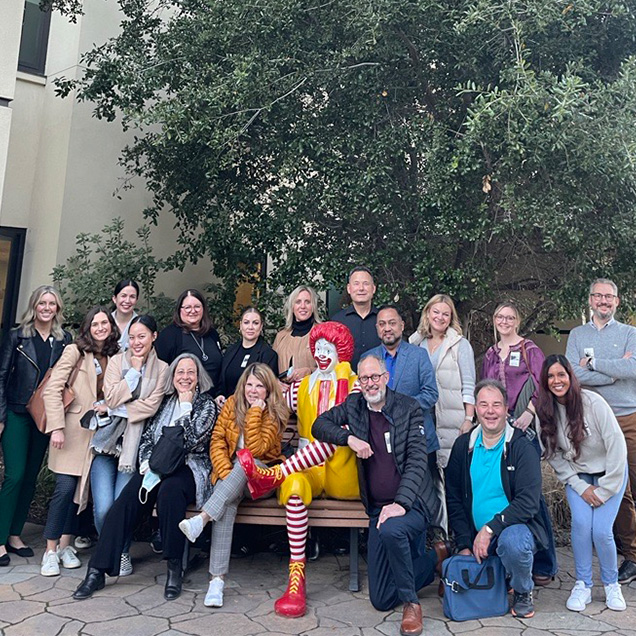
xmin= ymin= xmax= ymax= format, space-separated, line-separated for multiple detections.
xmin=536 ymin=354 xmax=586 ymax=461
xmin=309 ymin=321 xmax=354 ymax=363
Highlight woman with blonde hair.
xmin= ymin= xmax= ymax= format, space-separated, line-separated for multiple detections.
xmin=178 ymin=362 xmax=288 ymax=607
xmin=273 ymin=285 xmax=320 ymax=382
xmin=481 ymin=301 xmax=545 ymax=430
xmin=0 ymin=285 xmax=72 ymax=566
xmin=409 ymin=294 xmax=476 ymax=468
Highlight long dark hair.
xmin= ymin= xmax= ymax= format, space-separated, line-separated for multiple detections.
xmin=173 ymin=289 xmax=213 ymax=336
xmin=536 ymin=354 xmax=586 ymax=460
xmin=75 ymin=306 xmax=121 ymax=356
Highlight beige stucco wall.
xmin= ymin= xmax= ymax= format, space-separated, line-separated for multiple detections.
xmin=0 ymin=0 xmax=25 ymax=207
xmin=0 ymin=0 xmax=213 ymax=317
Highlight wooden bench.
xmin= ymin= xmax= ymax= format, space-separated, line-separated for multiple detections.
xmin=182 ymin=497 xmax=369 ymax=591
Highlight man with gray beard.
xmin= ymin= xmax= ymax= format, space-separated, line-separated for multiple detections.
xmin=312 ymin=354 xmax=445 ymax=636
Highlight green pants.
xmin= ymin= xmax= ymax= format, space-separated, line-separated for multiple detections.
xmin=0 ymin=410 xmax=49 ymax=544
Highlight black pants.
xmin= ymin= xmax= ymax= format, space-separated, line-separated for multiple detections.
xmin=89 ymin=464 xmax=196 ymax=576
xmin=367 ymin=501 xmax=436 ymax=611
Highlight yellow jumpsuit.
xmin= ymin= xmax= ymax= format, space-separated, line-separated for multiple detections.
xmin=278 ymin=361 xmax=360 ymax=505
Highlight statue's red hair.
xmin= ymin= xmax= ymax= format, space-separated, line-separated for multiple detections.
xmin=309 ymin=321 xmax=354 ymax=363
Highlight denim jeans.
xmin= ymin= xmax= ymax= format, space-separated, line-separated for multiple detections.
xmin=495 ymin=524 xmax=537 ymax=593
xmin=566 ymin=467 xmax=627 ymax=586
xmin=90 ymin=454 xmax=135 ymax=539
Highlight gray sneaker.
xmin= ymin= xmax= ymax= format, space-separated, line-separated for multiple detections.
xmin=511 ymin=590 xmax=535 ymax=618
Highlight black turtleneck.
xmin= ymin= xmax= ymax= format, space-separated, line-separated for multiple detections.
xmin=291 ymin=317 xmax=314 ymax=337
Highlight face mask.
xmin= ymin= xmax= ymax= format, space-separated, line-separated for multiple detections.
xmin=138 ymin=470 xmax=161 ymax=504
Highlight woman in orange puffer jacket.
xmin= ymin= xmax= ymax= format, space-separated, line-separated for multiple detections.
xmin=178 ymin=362 xmax=288 ymax=608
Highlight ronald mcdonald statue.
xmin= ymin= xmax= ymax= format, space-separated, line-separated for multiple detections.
xmin=237 ymin=321 xmax=359 ymax=617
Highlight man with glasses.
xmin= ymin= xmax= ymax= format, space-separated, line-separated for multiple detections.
xmin=332 ymin=266 xmax=381 ymax=371
xmin=312 ymin=354 xmax=444 ymax=636
xmin=566 ymin=278 xmax=636 ymax=583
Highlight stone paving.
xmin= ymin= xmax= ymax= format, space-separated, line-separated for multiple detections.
xmin=1 ymin=523 xmax=636 ymax=635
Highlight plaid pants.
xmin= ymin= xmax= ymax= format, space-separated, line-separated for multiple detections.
xmin=203 ymin=458 xmax=266 ymax=576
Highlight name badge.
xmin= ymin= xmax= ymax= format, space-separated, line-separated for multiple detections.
xmin=384 ymin=431 xmax=392 ymax=454
xmin=94 ymin=359 xmax=103 ymax=375
xmin=584 ymin=347 xmax=595 ymax=358
xmin=509 ymin=351 xmax=521 ymax=367
xmin=241 ymin=354 xmax=251 ymax=368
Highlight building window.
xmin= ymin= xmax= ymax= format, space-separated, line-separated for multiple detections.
xmin=18 ymin=0 xmax=51 ymax=76
xmin=0 ymin=227 xmax=26 ymax=337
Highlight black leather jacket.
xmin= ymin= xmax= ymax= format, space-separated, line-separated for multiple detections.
xmin=0 ymin=327 xmax=72 ymax=422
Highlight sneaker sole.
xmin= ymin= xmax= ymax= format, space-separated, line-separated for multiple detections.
xmin=41 ymin=568 xmax=60 ymax=576
xmin=178 ymin=520 xmax=200 ymax=543
xmin=61 ymin=561 xmax=82 ymax=569
xmin=566 ymin=597 xmax=591 ymax=612
xmin=511 ymin=608 xmax=535 ymax=618
xmin=204 ymin=598 xmax=223 ymax=607
xmin=119 ymin=569 xmax=133 ymax=577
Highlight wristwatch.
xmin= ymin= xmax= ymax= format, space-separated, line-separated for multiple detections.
xmin=586 ymin=357 xmax=595 ymax=371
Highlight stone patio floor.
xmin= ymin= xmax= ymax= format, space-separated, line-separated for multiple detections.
xmin=1 ymin=523 xmax=636 ymax=635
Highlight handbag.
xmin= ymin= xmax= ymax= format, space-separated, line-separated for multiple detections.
xmin=27 ymin=352 xmax=84 ymax=434
xmin=148 ymin=425 xmax=186 ymax=477
xmin=442 ymin=554 xmax=508 ymax=621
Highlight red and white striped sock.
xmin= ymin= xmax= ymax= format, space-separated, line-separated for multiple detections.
xmin=279 ymin=440 xmax=336 ymax=478
xmin=286 ymin=495 xmax=308 ymax=561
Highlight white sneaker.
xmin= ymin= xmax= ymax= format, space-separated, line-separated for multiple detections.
xmin=41 ymin=550 xmax=60 ymax=576
xmin=179 ymin=515 xmax=205 ymax=543
xmin=605 ymin=582 xmax=627 ymax=611
xmin=204 ymin=577 xmax=224 ymax=607
xmin=119 ymin=552 xmax=133 ymax=577
xmin=566 ymin=580 xmax=592 ymax=611
xmin=57 ymin=545 xmax=81 ymax=569
xmin=74 ymin=536 xmax=94 ymax=550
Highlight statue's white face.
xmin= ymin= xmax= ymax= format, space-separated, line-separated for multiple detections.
xmin=314 ymin=338 xmax=338 ymax=374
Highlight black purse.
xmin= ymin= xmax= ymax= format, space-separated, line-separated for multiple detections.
xmin=149 ymin=426 xmax=186 ymax=477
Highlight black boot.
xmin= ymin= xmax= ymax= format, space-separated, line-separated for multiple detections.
xmin=73 ymin=567 xmax=105 ymax=600
xmin=164 ymin=558 xmax=183 ymax=600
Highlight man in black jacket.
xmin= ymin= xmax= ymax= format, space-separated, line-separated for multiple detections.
xmin=446 ymin=379 xmax=551 ymax=620
xmin=312 ymin=354 xmax=443 ymax=636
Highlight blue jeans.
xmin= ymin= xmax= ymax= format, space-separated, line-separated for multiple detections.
xmin=495 ymin=524 xmax=537 ymax=594
xmin=90 ymin=455 xmax=135 ymax=540
xmin=566 ymin=468 xmax=627 ymax=586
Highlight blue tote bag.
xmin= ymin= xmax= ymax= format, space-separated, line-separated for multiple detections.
xmin=441 ymin=554 xmax=509 ymax=621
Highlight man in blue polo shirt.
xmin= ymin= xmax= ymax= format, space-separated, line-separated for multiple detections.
xmin=446 ymin=379 xmax=552 ymax=619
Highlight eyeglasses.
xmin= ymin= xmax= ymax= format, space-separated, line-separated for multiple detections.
xmin=181 ymin=305 xmax=203 ymax=314
xmin=590 ymin=293 xmax=617 ymax=301
xmin=495 ymin=314 xmax=517 ymax=323
xmin=359 ymin=372 xmax=387 ymax=385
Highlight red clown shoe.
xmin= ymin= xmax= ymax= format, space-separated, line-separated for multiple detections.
xmin=236 ymin=448 xmax=285 ymax=499
xmin=275 ymin=559 xmax=307 ymax=618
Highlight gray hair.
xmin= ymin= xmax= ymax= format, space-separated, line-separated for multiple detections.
xmin=283 ymin=285 xmax=322 ymax=329
xmin=474 ymin=379 xmax=508 ymax=405
xmin=358 ymin=353 xmax=387 ymax=373
xmin=589 ymin=278 xmax=618 ymax=296
xmin=165 ymin=352 xmax=213 ymax=395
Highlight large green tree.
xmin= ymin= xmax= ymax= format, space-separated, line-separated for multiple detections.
xmin=56 ymin=0 xmax=636 ymax=342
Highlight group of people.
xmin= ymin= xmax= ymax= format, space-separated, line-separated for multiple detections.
xmin=0 ymin=270 xmax=633 ymax=636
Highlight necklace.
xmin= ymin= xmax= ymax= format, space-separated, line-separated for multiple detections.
xmin=190 ymin=332 xmax=209 ymax=362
